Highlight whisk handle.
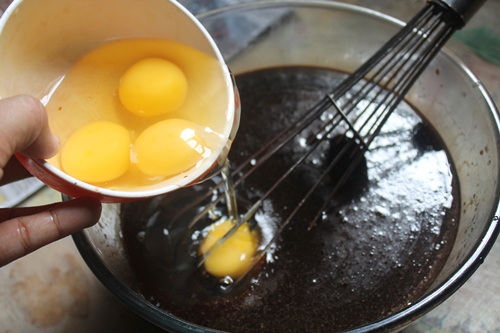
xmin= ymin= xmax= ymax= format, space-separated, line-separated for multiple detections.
xmin=433 ymin=0 xmax=487 ymax=26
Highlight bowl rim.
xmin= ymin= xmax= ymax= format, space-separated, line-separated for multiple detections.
xmin=73 ymin=1 xmax=500 ymax=332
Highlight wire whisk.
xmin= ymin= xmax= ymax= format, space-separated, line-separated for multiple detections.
xmin=181 ymin=0 xmax=486 ymax=287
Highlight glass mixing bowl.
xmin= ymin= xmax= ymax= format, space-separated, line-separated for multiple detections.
xmin=72 ymin=1 xmax=500 ymax=332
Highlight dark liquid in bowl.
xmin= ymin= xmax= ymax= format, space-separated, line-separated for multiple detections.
xmin=120 ymin=67 xmax=459 ymax=332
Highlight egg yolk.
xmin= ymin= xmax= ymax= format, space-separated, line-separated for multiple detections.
xmin=134 ymin=119 xmax=208 ymax=177
xmin=118 ymin=57 xmax=188 ymax=116
xmin=61 ymin=121 xmax=131 ymax=183
xmin=199 ymin=219 xmax=259 ymax=279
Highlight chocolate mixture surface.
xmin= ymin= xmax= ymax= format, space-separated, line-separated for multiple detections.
xmin=120 ymin=66 xmax=459 ymax=332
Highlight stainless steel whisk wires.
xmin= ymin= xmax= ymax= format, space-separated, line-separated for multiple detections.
xmin=197 ymin=0 xmax=486 ymax=284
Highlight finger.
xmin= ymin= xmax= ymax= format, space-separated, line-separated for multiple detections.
xmin=0 ymin=95 xmax=60 ymax=176
xmin=0 ymin=197 xmax=102 ymax=267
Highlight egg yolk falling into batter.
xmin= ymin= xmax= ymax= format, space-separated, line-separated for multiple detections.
xmin=61 ymin=121 xmax=131 ymax=183
xmin=118 ymin=57 xmax=188 ymax=116
xmin=199 ymin=220 xmax=259 ymax=279
xmin=134 ymin=118 xmax=208 ymax=177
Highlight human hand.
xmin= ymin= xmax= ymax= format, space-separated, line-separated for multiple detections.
xmin=0 ymin=95 xmax=102 ymax=267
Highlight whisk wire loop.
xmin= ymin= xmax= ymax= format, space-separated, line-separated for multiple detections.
xmin=193 ymin=0 xmax=480 ymax=286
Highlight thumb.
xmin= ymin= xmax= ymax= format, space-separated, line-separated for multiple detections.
xmin=0 ymin=95 xmax=60 ymax=170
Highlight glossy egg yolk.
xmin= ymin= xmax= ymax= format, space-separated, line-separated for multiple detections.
xmin=199 ymin=219 xmax=259 ymax=279
xmin=118 ymin=58 xmax=188 ymax=116
xmin=61 ymin=121 xmax=131 ymax=183
xmin=134 ymin=119 xmax=208 ymax=177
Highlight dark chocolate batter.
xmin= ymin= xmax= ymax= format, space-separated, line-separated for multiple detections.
xmin=120 ymin=66 xmax=459 ymax=332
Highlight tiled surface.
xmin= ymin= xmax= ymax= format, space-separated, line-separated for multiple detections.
xmin=0 ymin=1 xmax=499 ymax=332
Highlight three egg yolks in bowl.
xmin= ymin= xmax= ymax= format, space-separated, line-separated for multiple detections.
xmin=45 ymin=38 xmax=231 ymax=191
